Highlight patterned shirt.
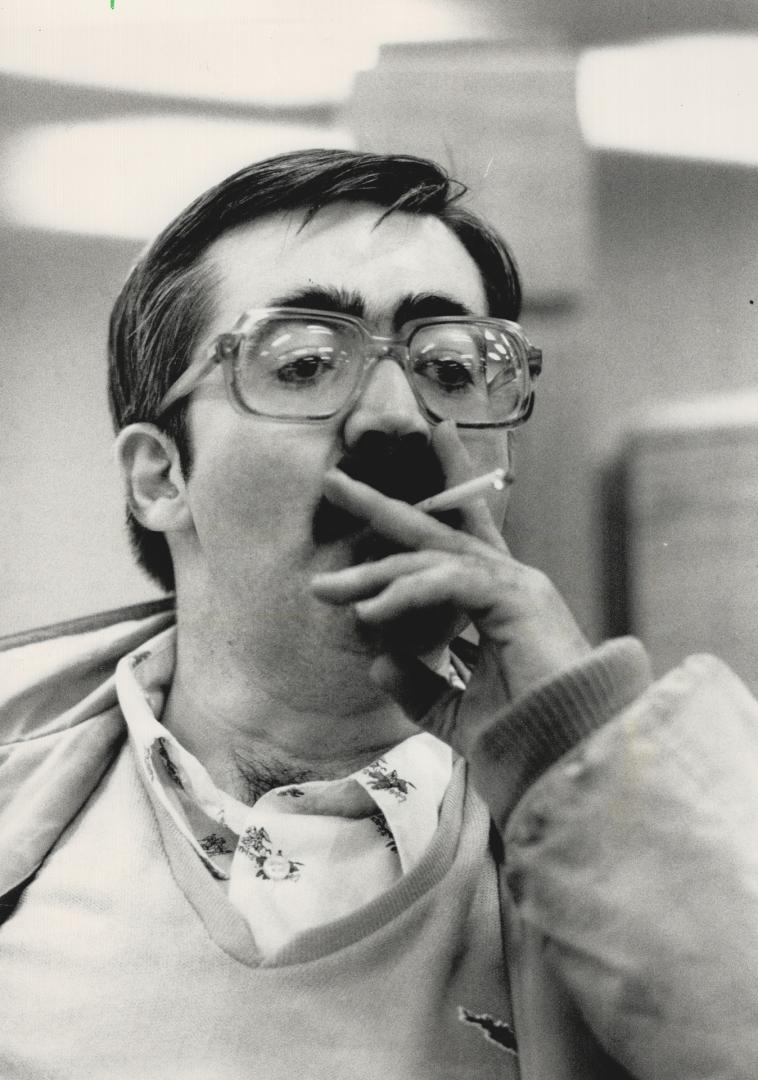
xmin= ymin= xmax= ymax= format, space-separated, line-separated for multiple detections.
xmin=115 ymin=627 xmax=454 ymax=958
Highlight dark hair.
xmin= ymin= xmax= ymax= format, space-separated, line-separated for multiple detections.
xmin=108 ymin=148 xmax=522 ymax=591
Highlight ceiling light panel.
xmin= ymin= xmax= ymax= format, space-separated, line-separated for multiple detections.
xmin=0 ymin=116 xmax=354 ymax=240
xmin=577 ymin=34 xmax=758 ymax=167
xmin=0 ymin=0 xmax=489 ymax=106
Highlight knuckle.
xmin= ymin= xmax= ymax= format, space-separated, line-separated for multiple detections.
xmin=520 ymin=565 xmax=556 ymax=604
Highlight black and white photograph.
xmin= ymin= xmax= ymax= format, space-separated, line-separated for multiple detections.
xmin=1 ymin=2 xmax=757 ymax=1076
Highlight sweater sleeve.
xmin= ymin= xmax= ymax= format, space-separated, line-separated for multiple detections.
xmin=460 ymin=635 xmax=652 ymax=831
xmin=502 ymin=654 xmax=758 ymax=1080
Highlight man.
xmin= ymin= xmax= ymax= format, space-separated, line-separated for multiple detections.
xmin=1 ymin=149 xmax=757 ymax=1079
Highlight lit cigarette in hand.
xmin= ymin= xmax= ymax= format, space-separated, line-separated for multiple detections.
xmin=413 ymin=468 xmax=510 ymax=514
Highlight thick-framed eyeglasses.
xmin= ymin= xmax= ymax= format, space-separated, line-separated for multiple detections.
xmin=156 ymin=307 xmax=543 ymax=428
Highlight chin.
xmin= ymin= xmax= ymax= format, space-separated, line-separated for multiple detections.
xmin=309 ymin=597 xmax=387 ymax=659
xmin=345 ymin=607 xmax=461 ymax=664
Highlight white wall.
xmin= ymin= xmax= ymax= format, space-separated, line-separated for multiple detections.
xmin=0 ymin=226 xmax=160 ymax=635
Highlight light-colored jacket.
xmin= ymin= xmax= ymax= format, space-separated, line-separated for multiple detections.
xmin=2 ymin=611 xmax=757 ymax=1079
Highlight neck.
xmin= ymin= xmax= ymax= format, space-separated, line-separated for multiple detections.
xmin=160 ymin=591 xmax=419 ymax=804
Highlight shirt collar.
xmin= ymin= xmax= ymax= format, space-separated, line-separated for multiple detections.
xmin=115 ymin=627 xmax=453 ymax=875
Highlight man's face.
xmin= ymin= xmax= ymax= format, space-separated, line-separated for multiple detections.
xmin=178 ymin=201 xmax=511 ymax=648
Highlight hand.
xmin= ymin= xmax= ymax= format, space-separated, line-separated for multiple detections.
xmin=311 ymin=422 xmax=591 ymax=755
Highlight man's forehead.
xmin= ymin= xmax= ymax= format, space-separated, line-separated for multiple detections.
xmin=202 ymin=201 xmax=487 ymax=329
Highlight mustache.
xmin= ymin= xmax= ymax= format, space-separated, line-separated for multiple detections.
xmin=311 ymin=433 xmax=447 ymax=546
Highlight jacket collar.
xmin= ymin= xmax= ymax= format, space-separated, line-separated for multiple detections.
xmin=0 ymin=611 xmax=173 ymax=905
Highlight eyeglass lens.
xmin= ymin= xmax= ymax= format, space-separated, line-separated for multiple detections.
xmin=232 ymin=315 xmax=526 ymax=423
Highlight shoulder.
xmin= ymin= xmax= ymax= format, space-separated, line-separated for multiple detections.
xmin=0 ymin=606 xmax=174 ymax=901
xmin=0 ymin=604 xmax=174 ymax=746
xmin=580 ymin=651 xmax=758 ymax=767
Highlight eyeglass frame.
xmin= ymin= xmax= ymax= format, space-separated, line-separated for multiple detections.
xmin=155 ymin=307 xmax=543 ymax=429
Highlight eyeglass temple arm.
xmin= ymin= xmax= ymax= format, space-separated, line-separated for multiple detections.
xmin=156 ymin=344 xmax=221 ymax=417
xmin=527 ymin=346 xmax=542 ymax=380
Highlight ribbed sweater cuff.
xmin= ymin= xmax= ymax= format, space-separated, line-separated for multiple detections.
xmin=470 ymin=637 xmax=652 ymax=829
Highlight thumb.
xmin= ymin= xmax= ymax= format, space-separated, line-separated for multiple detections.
xmin=370 ymin=653 xmax=462 ymax=746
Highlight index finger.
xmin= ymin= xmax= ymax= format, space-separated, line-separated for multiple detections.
xmin=321 ymin=470 xmax=489 ymax=556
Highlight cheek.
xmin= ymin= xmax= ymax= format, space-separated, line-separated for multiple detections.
xmin=458 ymin=427 xmax=511 ymax=474
xmin=185 ymin=409 xmax=338 ymax=554
xmin=457 ymin=428 xmax=512 ymax=529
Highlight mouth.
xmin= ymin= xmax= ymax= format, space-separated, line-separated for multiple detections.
xmin=311 ymin=435 xmax=453 ymax=556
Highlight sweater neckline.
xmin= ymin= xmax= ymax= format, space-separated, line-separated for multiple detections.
xmin=142 ymin=748 xmax=489 ymax=969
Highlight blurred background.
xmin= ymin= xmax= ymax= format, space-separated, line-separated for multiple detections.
xmin=1 ymin=0 xmax=756 ymax=688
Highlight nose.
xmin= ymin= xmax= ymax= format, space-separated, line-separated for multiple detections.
xmin=341 ymin=356 xmax=431 ymax=450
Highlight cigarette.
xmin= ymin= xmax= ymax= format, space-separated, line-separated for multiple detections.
xmin=413 ymin=469 xmax=509 ymax=514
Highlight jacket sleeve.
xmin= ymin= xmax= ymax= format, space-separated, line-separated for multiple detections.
xmin=471 ymin=647 xmax=758 ymax=1080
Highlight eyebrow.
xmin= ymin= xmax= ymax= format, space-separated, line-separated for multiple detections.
xmin=392 ymin=292 xmax=474 ymax=331
xmin=268 ymin=287 xmax=364 ymax=320
xmin=267 ymin=287 xmax=475 ymax=332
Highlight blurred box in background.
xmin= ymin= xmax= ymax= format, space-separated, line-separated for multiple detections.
xmin=603 ymin=390 xmax=758 ymax=693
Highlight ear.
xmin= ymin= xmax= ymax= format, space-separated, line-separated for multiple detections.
xmin=114 ymin=423 xmax=193 ymax=533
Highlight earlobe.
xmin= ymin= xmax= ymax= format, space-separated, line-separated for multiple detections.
xmin=113 ymin=423 xmax=192 ymax=533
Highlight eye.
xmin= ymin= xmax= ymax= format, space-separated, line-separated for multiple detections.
xmin=274 ymin=349 xmax=337 ymax=385
xmin=250 ymin=321 xmax=345 ymax=390
xmin=409 ymin=325 xmax=481 ymax=395
xmin=414 ymin=355 xmax=475 ymax=392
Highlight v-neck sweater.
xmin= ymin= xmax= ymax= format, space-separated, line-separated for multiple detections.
xmin=0 ymin=736 xmax=517 ymax=1079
